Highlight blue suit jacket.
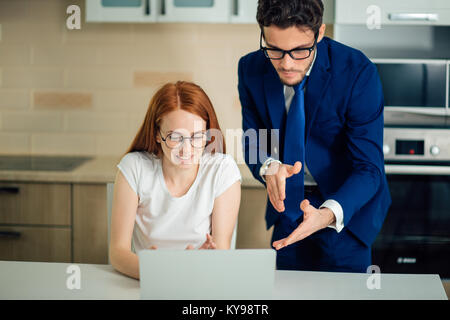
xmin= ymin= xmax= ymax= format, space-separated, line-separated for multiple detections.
xmin=238 ymin=37 xmax=391 ymax=247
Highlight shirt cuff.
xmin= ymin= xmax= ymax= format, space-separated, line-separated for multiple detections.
xmin=320 ymin=199 xmax=344 ymax=233
xmin=259 ymin=157 xmax=281 ymax=182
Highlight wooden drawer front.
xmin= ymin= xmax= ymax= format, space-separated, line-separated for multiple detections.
xmin=236 ymin=188 xmax=273 ymax=249
xmin=0 ymin=183 xmax=71 ymax=225
xmin=0 ymin=226 xmax=71 ymax=262
xmin=73 ymin=184 xmax=108 ymax=264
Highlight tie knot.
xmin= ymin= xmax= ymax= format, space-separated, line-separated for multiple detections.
xmin=294 ymin=76 xmax=307 ymax=94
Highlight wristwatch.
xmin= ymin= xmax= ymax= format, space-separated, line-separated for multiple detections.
xmin=259 ymin=158 xmax=282 ymax=181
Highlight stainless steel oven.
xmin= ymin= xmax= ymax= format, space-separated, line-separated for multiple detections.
xmin=372 ymin=127 xmax=450 ymax=278
xmin=373 ymin=59 xmax=449 ymax=127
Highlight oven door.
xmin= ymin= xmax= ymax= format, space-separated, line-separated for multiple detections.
xmin=372 ymin=164 xmax=450 ymax=278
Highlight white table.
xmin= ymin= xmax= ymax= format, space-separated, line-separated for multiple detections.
xmin=0 ymin=261 xmax=447 ymax=300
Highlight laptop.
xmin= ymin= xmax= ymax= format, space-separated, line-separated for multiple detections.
xmin=138 ymin=249 xmax=276 ymax=300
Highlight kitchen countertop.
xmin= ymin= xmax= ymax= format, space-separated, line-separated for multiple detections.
xmin=0 ymin=260 xmax=446 ymax=300
xmin=3 ymin=154 xmax=441 ymax=188
xmin=0 ymin=155 xmax=264 ymax=187
xmin=0 ymin=156 xmax=120 ymax=184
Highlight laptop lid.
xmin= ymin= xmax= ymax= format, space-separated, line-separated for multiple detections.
xmin=138 ymin=249 xmax=276 ymax=300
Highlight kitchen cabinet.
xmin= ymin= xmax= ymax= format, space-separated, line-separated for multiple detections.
xmin=236 ymin=186 xmax=272 ymax=249
xmin=0 ymin=182 xmax=108 ymax=264
xmin=0 ymin=182 xmax=72 ymax=262
xmin=158 ymin=0 xmax=231 ymax=23
xmin=86 ymin=0 xmax=335 ymax=24
xmin=86 ymin=0 xmax=158 ymax=22
xmin=335 ymin=0 xmax=450 ymax=26
xmin=86 ymin=0 xmax=230 ymax=23
xmin=72 ymin=184 xmax=108 ymax=264
xmin=73 ymin=184 xmax=108 ymax=264
xmin=0 ymin=226 xmax=71 ymax=263
xmin=230 ymin=0 xmax=258 ymax=24
xmin=0 ymin=183 xmax=71 ymax=225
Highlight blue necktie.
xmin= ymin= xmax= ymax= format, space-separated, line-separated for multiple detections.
xmin=282 ymin=77 xmax=307 ymax=223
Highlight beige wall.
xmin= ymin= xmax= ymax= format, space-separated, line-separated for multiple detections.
xmin=0 ymin=0 xmax=333 ymax=158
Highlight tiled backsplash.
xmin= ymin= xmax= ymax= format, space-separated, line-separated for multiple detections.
xmin=0 ymin=0 xmax=333 ymax=159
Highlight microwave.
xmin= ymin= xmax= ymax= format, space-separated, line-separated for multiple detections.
xmin=372 ymin=59 xmax=449 ymax=127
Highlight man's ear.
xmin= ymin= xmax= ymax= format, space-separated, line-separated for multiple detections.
xmin=317 ymin=23 xmax=326 ymax=43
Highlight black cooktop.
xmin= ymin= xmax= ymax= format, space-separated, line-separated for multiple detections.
xmin=0 ymin=155 xmax=93 ymax=172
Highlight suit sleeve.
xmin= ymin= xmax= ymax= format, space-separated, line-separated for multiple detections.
xmin=329 ymin=62 xmax=386 ymax=226
xmin=238 ymin=56 xmax=269 ymax=187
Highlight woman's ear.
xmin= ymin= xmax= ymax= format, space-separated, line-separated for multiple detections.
xmin=155 ymin=129 xmax=161 ymax=144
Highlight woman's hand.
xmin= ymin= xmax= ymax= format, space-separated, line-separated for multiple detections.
xmin=148 ymin=234 xmax=217 ymax=250
xmin=186 ymin=234 xmax=216 ymax=250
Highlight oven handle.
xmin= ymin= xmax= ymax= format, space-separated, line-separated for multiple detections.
xmin=388 ymin=13 xmax=439 ymax=22
xmin=385 ymin=164 xmax=450 ymax=175
xmin=384 ymin=107 xmax=447 ymax=117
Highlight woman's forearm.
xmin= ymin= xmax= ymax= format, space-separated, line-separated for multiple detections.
xmin=110 ymin=247 xmax=140 ymax=280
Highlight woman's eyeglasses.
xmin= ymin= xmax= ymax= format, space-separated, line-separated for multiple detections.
xmin=159 ymin=131 xmax=208 ymax=149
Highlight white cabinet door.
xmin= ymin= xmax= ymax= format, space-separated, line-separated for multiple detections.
xmin=86 ymin=0 xmax=158 ymax=22
xmin=336 ymin=0 xmax=450 ymax=26
xmin=230 ymin=0 xmax=257 ymax=24
xmin=157 ymin=0 xmax=231 ymax=23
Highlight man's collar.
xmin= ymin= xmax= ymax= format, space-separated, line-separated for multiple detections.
xmin=306 ymin=49 xmax=317 ymax=77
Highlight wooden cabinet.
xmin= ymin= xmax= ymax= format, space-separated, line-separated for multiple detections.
xmin=0 ymin=182 xmax=108 ymax=264
xmin=236 ymin=187 xmax=273 ymax=249
xmin=0 ymin=183 xmax=71 ymax=225
xmin=0 ymin=226 xmax=71 ymax=262
xmin=443 ymin=280 xmax=450 ymax=300
xmin=0 ymin=182 xmax=71 ymax=263
xmin=73 ymin=184 xmax=108 ymax=264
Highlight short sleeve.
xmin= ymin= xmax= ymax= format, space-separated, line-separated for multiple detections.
xmin=117 ymin=152 xmax=141 ymax=195
xmin=214 ymin=155 xmax=242 ymax=198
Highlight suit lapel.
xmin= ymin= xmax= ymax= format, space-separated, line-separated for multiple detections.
xmin=305 ymin=39 xmax=331 ymax=143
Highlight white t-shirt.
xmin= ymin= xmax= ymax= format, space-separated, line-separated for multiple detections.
xmin=117 ymin=151 xmax=242 ymax=252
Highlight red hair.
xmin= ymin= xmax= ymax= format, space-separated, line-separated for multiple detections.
xmin=127 ymin=81 xmax=226 ymax=156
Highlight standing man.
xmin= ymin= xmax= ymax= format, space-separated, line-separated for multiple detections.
xmin=238 ymin=0 xmax=391 ymax=272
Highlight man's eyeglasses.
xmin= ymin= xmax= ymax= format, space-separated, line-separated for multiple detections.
xmin=159 ymin=131 xmax=208 ymax=149
xmin=259 ymin=31 xmax=318 ymax=60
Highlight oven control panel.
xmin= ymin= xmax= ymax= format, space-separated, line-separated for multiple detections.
xmin=383 ymin=128 xmax=450 ymax=162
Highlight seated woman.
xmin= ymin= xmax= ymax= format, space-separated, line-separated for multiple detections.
xmin=110 ymin=81 xmax=242 ymax=279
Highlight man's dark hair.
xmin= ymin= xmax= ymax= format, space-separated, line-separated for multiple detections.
xmin=257 ymin=0 xmax=324 ymax=35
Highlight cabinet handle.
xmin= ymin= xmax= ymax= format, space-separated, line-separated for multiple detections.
xmin=145 ymin=0 xmax=150 ymax=15
xmin=388 ymin=13 xmax=439 ymax=22
xmin=160 ymin=0 xmax=166 ymax=15
xmin=232 ymin=0 xmax=239 ymax=16
xmin=0 ymin=231 xmax=21 ymax=239
xmin=0 ymin=186 xmax=20 ymax=194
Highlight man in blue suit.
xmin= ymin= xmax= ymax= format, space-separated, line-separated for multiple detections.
xmin=238 ymin=0 xmax=391 ymax=272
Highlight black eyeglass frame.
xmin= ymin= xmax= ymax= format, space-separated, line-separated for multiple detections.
xmin=159 ymin=130 xmax=208 ymax=149
xmin=259 ymin=31 xmax=319 ymax=61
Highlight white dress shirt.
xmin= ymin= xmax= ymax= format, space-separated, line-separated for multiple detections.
xmin=260 ymin=51 xmax=344 ymax=232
